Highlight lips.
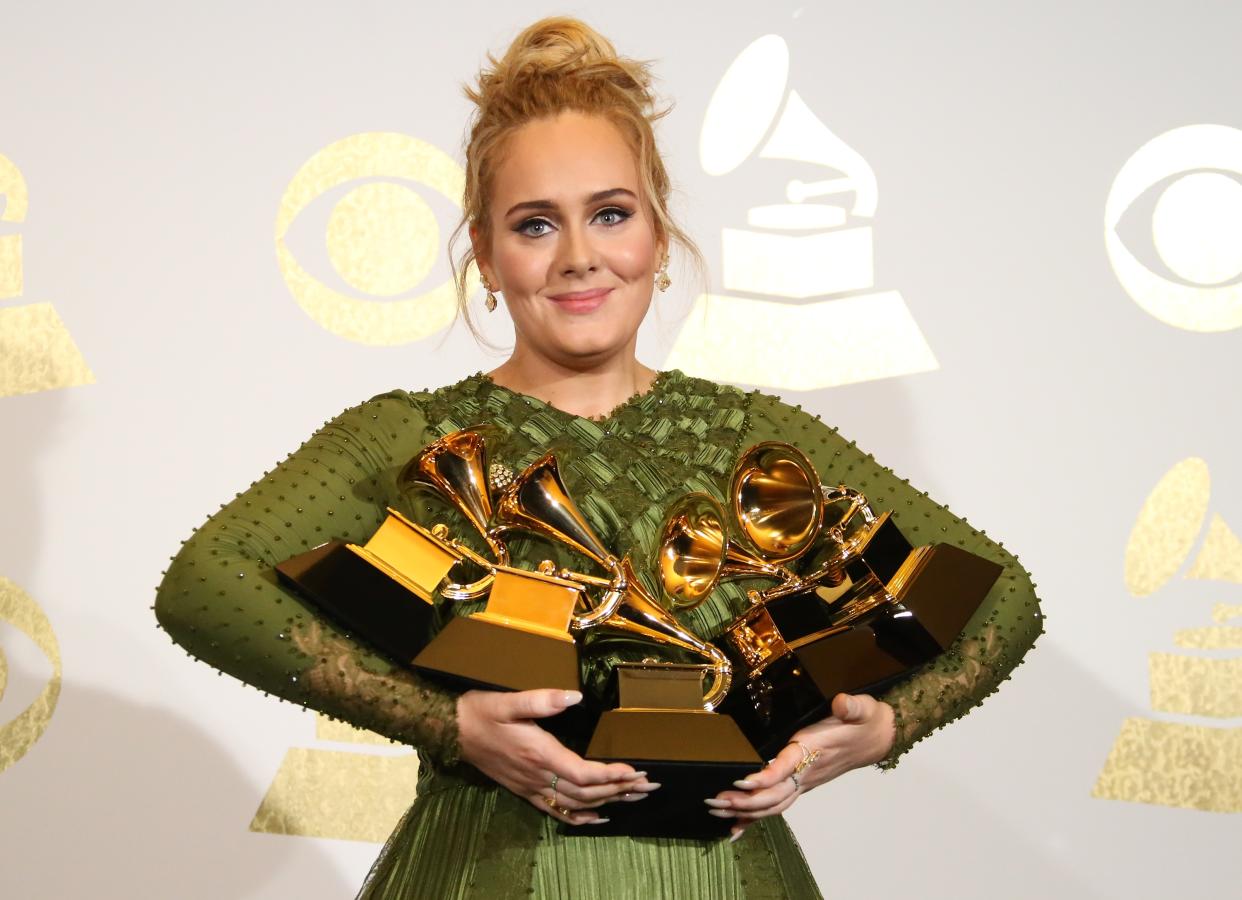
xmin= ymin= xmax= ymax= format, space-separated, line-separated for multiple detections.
xmin=547 ymin=287 xmax=612 ymax=313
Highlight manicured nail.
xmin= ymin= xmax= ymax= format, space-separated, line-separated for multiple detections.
xmin=633 ymin=781 xmax=661 ymax=792
xmin=632 ymin=771 xmax=648 ymax=778
xmin=729 ymin=828 xmax=745 ymax=843
xmin=708 ymin=808 xmax=736 ymax=818
xmin=562 ymin=691 xmax=583 ymax=706
xmin=703 ymin=798 xmax=730 ymax=808
xmin=588 ymin=817 xmax=611 ymax=825
xmin=620 ymin=792 xmax=648 ymax=802
xmin=733 ymin=779 xmax=757 ymax=790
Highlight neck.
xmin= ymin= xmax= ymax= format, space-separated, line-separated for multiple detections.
xmin=487 ymin=351 xmax=659 ymax=420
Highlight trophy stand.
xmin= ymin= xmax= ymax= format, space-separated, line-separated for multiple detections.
xmin=569 ymin=664 xmax=762 ymax=839
xmin=413 ymin=563 xmax=584 ymax=693
xmin=274 ymin=509 xmax=466 ymax=665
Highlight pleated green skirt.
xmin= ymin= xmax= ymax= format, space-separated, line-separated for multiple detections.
xmin=356 ymin=766 xmax=823 ymax=899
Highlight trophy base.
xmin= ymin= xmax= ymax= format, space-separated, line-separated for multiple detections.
xmin=412 ymin=615 xmax=580 ymax=694
xmin=274 ymin=540 xmax=435 ymax=664
xmin=569 ymin=709 xmax=763 ymax=839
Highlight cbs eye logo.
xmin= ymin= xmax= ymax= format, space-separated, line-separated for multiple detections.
xmin=275 ymin=132 xmax=471 ymax=345
xmin=1105 ymin=124 xmax=1242 ymax=333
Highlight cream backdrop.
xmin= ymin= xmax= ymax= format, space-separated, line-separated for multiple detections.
xmin=1 ymin=2 xmax=1238 ymax=897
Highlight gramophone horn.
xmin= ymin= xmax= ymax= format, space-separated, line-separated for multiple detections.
xmin=397 ymin=426 xmax=509 ymax=600
xmin=658 ymin=492 xmax=788 ymax=611
xmin=495 ymin=451 xmax=626 ymax=627
xmin=730 ymin=441 xmax=823 ymax=564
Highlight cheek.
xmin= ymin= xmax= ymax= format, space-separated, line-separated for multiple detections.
xmin=606 ymin=233 xmax=657 ymax=280
xmin=493 ymin=240 xmax=545 ymax=292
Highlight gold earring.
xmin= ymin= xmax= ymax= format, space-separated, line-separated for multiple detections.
xmin=481 ymin=274 xmax=498 ymax=312
xmin=655 ymin=253 xmax=671 ymax=292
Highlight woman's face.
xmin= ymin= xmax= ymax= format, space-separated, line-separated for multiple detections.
xmin=473 ymin=110 xmax=665 ymax=369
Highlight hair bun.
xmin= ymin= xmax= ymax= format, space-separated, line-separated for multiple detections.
xmin=469 ymin=16 xmax=657 ymax=114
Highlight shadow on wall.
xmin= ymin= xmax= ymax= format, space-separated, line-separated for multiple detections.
xmin=0 ymin=676 xmax=354 ymax=899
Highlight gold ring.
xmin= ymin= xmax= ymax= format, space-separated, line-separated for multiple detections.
xmin=543 ymin=795 xmax=572 ymax=817
xmin=789 ymin=771 xmax=801 ymax=791
xmin=791 ymin=741 xmax=820 ymax=775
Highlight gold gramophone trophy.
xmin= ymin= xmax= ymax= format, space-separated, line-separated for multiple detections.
xmin=273 ymin=428 xmax=510 ymax=666
xmin=454 ymin=450 xmax=761 ymax=838
xmin=402 ymin=436 xmax=593 ymax=695
xmin=658 ymin=441 xmax=1003 ymax=757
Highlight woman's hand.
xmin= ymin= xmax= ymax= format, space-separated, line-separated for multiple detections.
xmin=707 ymin=692 xmax=895 ymax=840
xmin=457 ymin=688 xmax=659 ymax=825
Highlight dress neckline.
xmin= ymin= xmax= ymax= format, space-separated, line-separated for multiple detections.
xmin=473 ymin=369 xmax=677 ymax=424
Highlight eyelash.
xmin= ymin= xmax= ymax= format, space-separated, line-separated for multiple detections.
xmin=515 ymin=206 xmax=633 ymax=238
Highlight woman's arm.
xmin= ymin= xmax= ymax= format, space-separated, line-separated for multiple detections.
xmin=153 ymin=390 xmax=462 ymax=766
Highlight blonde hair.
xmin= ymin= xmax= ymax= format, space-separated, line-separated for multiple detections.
xmin=448 ymin=16 xmax=708 ymax=341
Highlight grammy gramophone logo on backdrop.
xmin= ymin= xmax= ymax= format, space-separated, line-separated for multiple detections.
xmin=663 ymin=34 xmax=939 ymax=391
xmin=0 ymin=152 xmax=75 ymax=776
xmin=1093 ymin=457 xmax=1242 ymax=813
xmin=0 ymin=152 xmax=93 ymax=399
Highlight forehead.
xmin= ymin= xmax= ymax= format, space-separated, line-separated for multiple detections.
xmin=491 ymin=111 xmax=640 ymax=209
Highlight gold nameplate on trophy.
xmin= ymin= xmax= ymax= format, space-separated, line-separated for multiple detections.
xmin=344 ymin=507 xmax=467 ymax=602
xmin=412 ymin=564 xmax=584 ymax=692
xmin=468 ymin=565 xmax=580 ymax=640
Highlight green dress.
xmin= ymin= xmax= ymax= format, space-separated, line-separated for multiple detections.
xmin=153 ymin=369 xmax=1043 ymax=899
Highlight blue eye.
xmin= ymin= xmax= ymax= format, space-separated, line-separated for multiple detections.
xmin=516 ymin=218 xmax=552 ymax=237
xmin=596 ymin=207 xmax=632 ymax=226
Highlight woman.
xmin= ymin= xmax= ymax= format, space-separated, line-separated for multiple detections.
xmin=154 ymin=17 xmax=1042 ymax=899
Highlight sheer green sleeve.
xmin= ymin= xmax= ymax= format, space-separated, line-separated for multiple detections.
xmin=742 ymin=393 xmax=1044 ymax=770
xmin=153 ymin=389 xmax=462 ymax=767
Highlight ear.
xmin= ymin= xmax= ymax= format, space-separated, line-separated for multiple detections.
xmin=469 ymin=223 xmax=492 ymax=284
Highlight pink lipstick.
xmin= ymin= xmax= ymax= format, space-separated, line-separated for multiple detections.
xmin=547 ymin=287 xmax=612 ymax=314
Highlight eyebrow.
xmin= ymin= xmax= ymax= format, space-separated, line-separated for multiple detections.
xmin=504 ymin=188 xmax=637 ymax=219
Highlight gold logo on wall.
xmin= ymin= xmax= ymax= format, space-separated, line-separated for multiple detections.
xmin=275 ymin=132 xmax=470 ymax=345
xmin=664 ymin=34 xmax=939 ymax=390
xmin=0 ymin=577 xmax=62 ymax=774
xmin=1105 ymin=124 xmax=1242 ymax=332
xmin=250 ymin=713 xmax=418 ymax=843
xmin=0 ymin=152 xmax=94 ymax=399
xmin=1094 ymin=457 xmax=1242 ymax=812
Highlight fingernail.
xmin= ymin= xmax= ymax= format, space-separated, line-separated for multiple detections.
xmin=562 ymin=690 xmax=583 ymax=706
xmin=847 ymin=697 xmax=859 ymax=717
xmin=703 ymin=798 xmax=730 ymax=808
xmin=588 ymin=817 xmax=611 ymax=825
xmin=621 ymin=792 xmax=648 ymax=802
xmin=732 ymin=779 xmax=756 ymax=790
xmin=633 ymin=782 xmax=661 ymax=792
xmin=708 ymin=809 xmax=735 ymax=818
xmin=729 ymin=829 xmax=745 ymax=843
xmin=632 ymin=771 xmax=648 ymax=778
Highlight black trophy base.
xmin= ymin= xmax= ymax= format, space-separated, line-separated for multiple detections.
xmin=567 ymin=709 xmax=763 ymax=839
xmin=720 ymin=618 xmax=931 ymax=759
xmin=274 ymin=540 xmax=435 ymax=665
xmin=412 ymin=615 xmax=580 ymax=693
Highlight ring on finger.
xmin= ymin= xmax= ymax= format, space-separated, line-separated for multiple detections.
xmin=543 ymin=795 xmax=573 ymax=818
xmin=789 ymin=771 xmax=801 ymax=791
xmin=550 ymin=773 xmax=560 ymax=807
xmin=791 ymin=742 xmax=820 ymax=775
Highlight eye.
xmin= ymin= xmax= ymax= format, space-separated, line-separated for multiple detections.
xmin=516 ymin=217 xmax=554 ymax=237
xmin=595 ymin=206 xmax=633 ymax=226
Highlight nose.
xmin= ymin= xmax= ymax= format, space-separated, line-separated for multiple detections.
xmin=555 ymin=218 xmax=598 ymax=279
